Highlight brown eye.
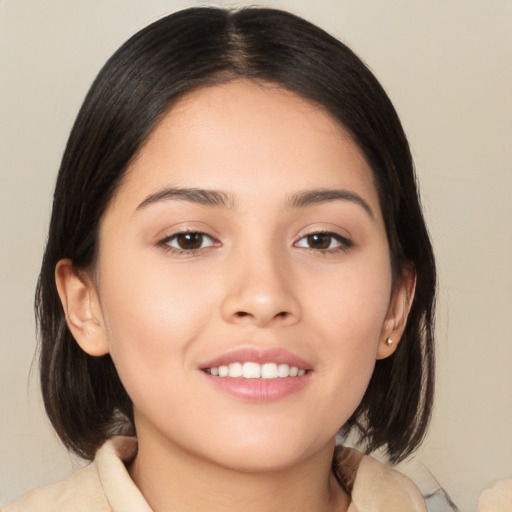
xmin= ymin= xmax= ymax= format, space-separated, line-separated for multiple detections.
xmin=161 ymin=232 xmax=217 ymax=252
xmin=176 ymin=232 xmax=204 ymax=250
xmin=295 ymin=232 xmax=352 ymax=252
xmin=306 ymin=233 xmax=331 ymax=249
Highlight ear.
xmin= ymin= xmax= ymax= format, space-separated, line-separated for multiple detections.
xmin=376 ymin=263 xmax=416 ymax=359
xmin=55 ymin=259 xmax=109 ymax=357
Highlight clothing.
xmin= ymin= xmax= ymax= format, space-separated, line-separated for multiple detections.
xmin=478 ymin=479 xmax=512 ymax=512
xmin=3 ymin=436 xmax=426 ymax=512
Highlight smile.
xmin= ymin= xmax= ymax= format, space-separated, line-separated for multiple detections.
xmin=204 ymin=362 xmax=307 ymax=379
xmin=200 ymin=347 xmax=312 ymax=400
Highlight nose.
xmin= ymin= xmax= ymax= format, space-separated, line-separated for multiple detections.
xmin=221 ymin=247 xmax=301 ymax=328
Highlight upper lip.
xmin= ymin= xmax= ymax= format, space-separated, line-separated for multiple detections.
xmin=199 ymin=347 xmax=312 ymax=370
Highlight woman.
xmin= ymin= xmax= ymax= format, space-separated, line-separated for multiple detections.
xmin=4 ymin=7 xmax=436 ymax=511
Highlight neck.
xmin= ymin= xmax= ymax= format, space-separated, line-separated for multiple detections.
xmin=128 ymin=426 xmax=349 ymax=512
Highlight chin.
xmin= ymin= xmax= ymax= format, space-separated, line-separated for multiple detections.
xmin=196 ymin=430 xmax=333 ymax=473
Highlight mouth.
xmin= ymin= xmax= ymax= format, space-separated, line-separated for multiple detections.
xmin=203 ymin=362 xmax=307 ymax=379
xmin=199 ymin=347 xmax=312 ymax=401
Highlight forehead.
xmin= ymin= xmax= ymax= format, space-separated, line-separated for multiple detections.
xmin=113 ymin=79 xmax=380 ymax=215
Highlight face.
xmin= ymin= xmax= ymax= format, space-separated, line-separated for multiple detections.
xmin=62 ymin=80 xmax=411 ymax=472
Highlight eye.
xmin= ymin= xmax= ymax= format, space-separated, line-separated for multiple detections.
xmin=159 ymin=231 xmax=218 ymax=253
xmin=294 ymin=232 xmax=352 ymax=252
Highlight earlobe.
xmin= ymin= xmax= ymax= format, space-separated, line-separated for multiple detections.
xmin=377 ymin=264 xmax=417 ymax=360
xmin=55 ymin=259 xmax=109 ymax=357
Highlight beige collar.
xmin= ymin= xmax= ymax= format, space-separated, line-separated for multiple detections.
xmin=334 ymin=446 xmax=427 ymax=511
xmin=98 ymin=437 xmax=426 ymax=512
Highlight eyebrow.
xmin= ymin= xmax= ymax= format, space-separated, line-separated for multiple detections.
xmin=136 ymin=186 xmax=374 ymax=219
xmin=286 ymin=189 xmax=375 ymax=219
xmin=136 ymin=187 xmax=234 ymax=210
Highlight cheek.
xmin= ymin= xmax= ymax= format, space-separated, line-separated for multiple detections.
xmin=96 ymin=253 xmax=218 ymax=392
xmin=306 ymin=254 xmax=393 ymax=413
xmin=309 ymin=251 xmax=393 ymax=345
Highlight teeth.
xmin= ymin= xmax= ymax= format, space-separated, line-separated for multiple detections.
xmin=278 ymin=363 xmax=290 ymax=378
xmin=206 ymin=362 xmax=306 ymax=379
xmin=261 ymin=363 xmax=278 ymax=379
xmin=228 ymin=362 xmax=243 ymax=377
xmin=243 ymin=362 xmax=261 ymax=379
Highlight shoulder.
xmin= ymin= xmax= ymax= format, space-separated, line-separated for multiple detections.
xmin=1 ymin=463 xmax=109 ymax=512
xmin=2 ymin=437 xmax=146 ymax=512
xmin=335 ymin=446 xmax=427 ymax=512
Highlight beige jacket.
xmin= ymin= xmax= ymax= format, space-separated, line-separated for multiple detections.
xmin=3 ymin=437 xmax=426 ymax=512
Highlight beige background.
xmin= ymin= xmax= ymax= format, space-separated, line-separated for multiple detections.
xmin=1 ymin=1 xmax=511 ymax=510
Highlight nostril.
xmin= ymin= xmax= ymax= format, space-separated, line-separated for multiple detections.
xmin=235 ymin=311 xmax=249 ymax=318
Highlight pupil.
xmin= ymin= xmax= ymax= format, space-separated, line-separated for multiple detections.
xmin=308 ymin=233 xmax=330 ymax=249
xmin=178 ymin=233 xmax=202 ymax=250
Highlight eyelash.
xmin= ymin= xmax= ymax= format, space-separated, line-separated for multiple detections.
xmin=158 ymin=230 xmax=219 ymax=254
xmin=157 ymin=230 xmax=352 ymax=255
xmin=294 ymin=231 xmax=353 ymax=254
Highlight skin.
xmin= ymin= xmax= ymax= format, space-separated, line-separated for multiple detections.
xmin=56 ymin=80 xmax=415 ymax=512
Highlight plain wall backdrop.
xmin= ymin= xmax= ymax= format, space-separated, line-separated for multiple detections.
xmin=0 ymin=1 xmax=510 ymax=510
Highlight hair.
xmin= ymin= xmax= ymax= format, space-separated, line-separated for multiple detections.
xmin=36 ymin=6 xmax=436 ymax=464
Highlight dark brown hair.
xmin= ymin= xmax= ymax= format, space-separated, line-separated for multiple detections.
xmin=36 ymin=6 xmax=436 ymax=463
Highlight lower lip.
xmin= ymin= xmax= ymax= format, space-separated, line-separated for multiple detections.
xmin=202 ymin=373 xmax=311 ymax=401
